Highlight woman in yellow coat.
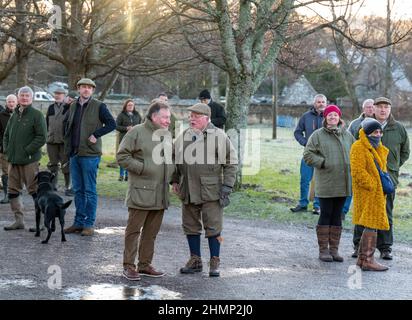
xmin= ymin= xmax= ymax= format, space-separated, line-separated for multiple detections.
xmin=350 ymin=118 xmax=389 ymax=271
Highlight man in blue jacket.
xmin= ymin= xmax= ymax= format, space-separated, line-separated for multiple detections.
xmin=291 ymin=94 xmax=326 ymax=214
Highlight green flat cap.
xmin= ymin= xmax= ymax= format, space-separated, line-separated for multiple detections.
xmin=77 ymin=78 xmax=96 ymax=87
xmin=374 ymin=97 xmax=392 ymax=106
xmin=68 ymin=91 xmax=78 ymax=99
xmin=187 ymin=103 xmax=211 ymax=117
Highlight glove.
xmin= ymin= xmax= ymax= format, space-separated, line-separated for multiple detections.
xmin=219 ymin=185 xmax=232 ymax=208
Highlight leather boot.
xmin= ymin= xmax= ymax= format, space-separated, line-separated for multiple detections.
xmin=0 ymin=175 xmax=9 ymax=204
xmin=329 ymin=226 xmax=344 ymax=262
xmin=357 ymin=230 xmax=388 ymax=271
xmin=316 ymin=225 xmax=333 ymax=262
xmin=4 ymin=197 xmax=25 ymax=230
xmin=180 ymin=255 xmax=203 ymax=274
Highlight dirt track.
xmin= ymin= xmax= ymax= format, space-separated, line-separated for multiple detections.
xmin=0 ymin=194 xmax=411 ymax=300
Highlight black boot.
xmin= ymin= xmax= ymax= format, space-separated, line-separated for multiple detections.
xmin=0 ymin=175 xmax=9 ymax=204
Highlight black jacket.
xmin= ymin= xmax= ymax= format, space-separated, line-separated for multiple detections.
xmin=208 ymin=100 xmax=226 ymax=129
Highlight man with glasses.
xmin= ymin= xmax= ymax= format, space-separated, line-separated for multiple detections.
xmin=352 ymin=97 xmax=410 ymax=260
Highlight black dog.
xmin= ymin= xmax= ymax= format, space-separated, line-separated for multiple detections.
xmin=35 ymin=171 xmax=72 ymax=244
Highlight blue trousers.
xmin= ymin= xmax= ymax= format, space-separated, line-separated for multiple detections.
xmin=70 ymin=155 xmax=101 ymax=228
xmin=299 ymin=159 xmax=320 ymax=209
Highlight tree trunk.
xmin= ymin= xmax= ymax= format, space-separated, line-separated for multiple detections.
xmin=210 ymin=64 xmax=220 ymax=102
xmin=15 ymin=0 xmax=28 ymax=87
xmin=225 ymin=74 xmax=252 ymax=189
xmin=67 ymin=65 xmax=86 ymax=90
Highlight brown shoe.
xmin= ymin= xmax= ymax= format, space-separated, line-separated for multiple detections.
xmin=64 ymin=225 xmax=83 ymax=234
xmin=139 ymin=265 xmax=165 ymax=278
xmin=123 ymin=267 xmax=141 ymax=281
xmin=180 ymin=255 xmax=203 ymax=274
xmin=81 ymin=228 xmax=94 ymax=236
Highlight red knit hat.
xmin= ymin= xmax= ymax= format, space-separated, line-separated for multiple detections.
xmin=323 ymin=105 xmax=342 ymax=117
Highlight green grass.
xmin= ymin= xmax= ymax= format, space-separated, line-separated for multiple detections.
xmin=39 ymin=125 xmax=412 ymax=243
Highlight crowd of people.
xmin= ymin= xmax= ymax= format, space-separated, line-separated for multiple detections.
xmin=0 ymin=81 xmax=234 ymax=279
xmin=293 ymin=94 xmax=410 ymax=271
xmin=1 ymin=80 xmax=410 ymax=279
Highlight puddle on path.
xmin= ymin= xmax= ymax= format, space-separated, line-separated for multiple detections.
xmin=64 ymin=283 xmax=181 ymax=300
xmin=0 ymin=278 xmax=37 ymax=289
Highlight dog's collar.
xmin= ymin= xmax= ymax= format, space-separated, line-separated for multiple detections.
xmin=38 ymin=181 xmax=52 ymax=187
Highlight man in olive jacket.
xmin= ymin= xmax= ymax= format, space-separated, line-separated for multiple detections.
xmin=117 ymin=101 xmax=173 ymax=281
xmin=46 ymin=87 xmax=72 ymax=194
xmin=172 ymin=103 xmax=238 ymax=277
xmin=3 ymin=87 xmax=47 ymax=231
xmin=353 ymin=97 xmax=410 ymax=260
xmin=63 ymin=78 xmax=116 ymax=236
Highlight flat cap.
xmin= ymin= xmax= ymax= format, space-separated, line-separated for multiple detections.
xmin=68 ymin=91 xmax=78 ymax=99
xmin=53 ymin=87 xmax=67 ymax=94
xmin=374 ymin=97 xmax=392 ymax=106
xmin=187 ymin=103 xmax=211 ymax=117
xmin=77 ymin=78 xmax=96 ymax=87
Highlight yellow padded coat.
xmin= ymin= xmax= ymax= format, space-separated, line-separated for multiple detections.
xmin=350 ymin=129 xmax=390 ymax=230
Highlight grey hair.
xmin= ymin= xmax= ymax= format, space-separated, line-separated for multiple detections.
xmin=18 ymin=86 xmax=34 ymax=97
xmin=313 ymin=94 xmax=327 ymax=104
xmin=6 ymin=94 xmax=17 ymax=101
xmin=362 ymin=99 xmax=374 ymax=109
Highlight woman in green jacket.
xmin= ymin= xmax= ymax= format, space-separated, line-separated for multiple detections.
xmin=116 ymin=99 xmax=141 ymax=181
xmin=304 ymin=105 xmax=355 ymax=262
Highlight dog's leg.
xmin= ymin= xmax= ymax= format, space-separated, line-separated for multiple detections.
xmin=51 ymin=219 xmax=56 ymax=232
xmin=42 ymin=228 xmax=52 ymax=244
xmin=35 ymin=207 xmax=41 ymax=237
xmin=59 ymin=216 xmax=66 ymax=242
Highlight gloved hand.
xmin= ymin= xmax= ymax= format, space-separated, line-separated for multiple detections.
xmin=219 ymin=185 xmax=233 ymax=208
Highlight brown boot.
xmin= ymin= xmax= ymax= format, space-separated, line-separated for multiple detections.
xmin=180 ymin=255 xmax=203 ymax=274
xmin=81 ymin=228 xmax=94 ymax=236
xmin=64 ymin=225 xmax=83 ymax=234
xmin=4 ymin=197 xmax=25 ymax=231
xmin=357 ymin=230 xmax=388 ymax=271
xmin=209 ymin=256 xmax=220 ymax=277
xmin=316 ymin=225 xmax=333 ymax=262
xmin=329 ymin=226 xmax=344 ymax=262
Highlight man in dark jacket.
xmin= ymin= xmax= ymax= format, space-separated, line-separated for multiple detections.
xmin=63 ymin=78 xmax=116 ymax=236
xmin=290 ymin=94 xmax=326 ymax=214
xmin=0 ymin=94 xmax=18 ymax=204
xmin=198 ymin=89 xmax=226 ymax=129
xmin=45 ymin=87 xmax=72 ymax=195
xmin=352 ymin=97 xmax=410 ymax=260
xmin=3 ymin=87 xmax=47 ymax=231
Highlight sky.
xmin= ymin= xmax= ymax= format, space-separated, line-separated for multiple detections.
xmin=297 ymin=0 xmax=412 ymax=20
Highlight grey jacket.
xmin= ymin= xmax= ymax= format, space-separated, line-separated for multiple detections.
xmin=347 ymin=113 xmax=367 ymax=139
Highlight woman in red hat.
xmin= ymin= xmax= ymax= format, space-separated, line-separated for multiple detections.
xmin=303 ymin=105 xmax=355 ymax=262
